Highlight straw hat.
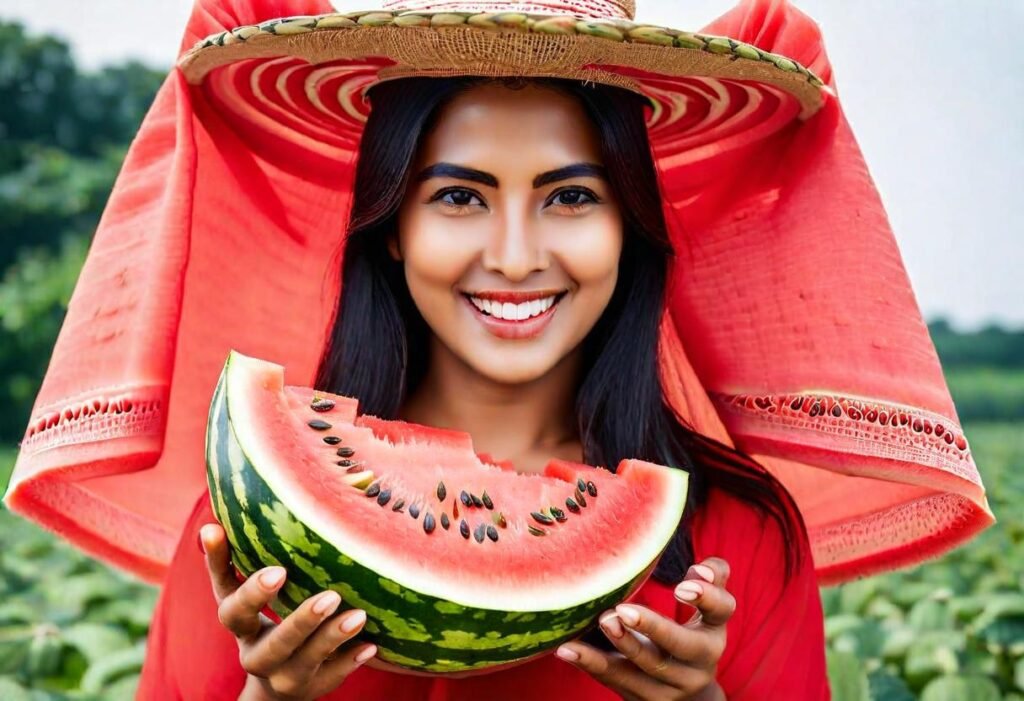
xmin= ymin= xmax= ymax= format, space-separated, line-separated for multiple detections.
xmin=2 ymin=0 xmax=992 ymax=586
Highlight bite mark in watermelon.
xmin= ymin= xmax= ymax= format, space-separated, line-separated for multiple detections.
xmin=206 ymin=351 xmax=688 ymax=673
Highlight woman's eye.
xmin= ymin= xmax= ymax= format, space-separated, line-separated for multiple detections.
xmin=435 ymin=189 xmax=483 ymax=209
xmin=549 ymin=188 xmax=599 ymax=208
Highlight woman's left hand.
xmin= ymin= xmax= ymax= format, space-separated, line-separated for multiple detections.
xmin=556 ymin=557 xmax=735 ymax=701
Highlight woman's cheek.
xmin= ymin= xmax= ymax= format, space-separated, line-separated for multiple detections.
xmin=551 ymin=214 xmax=623 ymax=291
xmin=401 ymin=221 xmax=476 ymax=286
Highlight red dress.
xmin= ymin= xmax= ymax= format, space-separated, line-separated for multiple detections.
xmin=137 ymin=486 xmax=829 ymax=700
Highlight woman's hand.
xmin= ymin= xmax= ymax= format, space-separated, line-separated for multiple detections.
xmin=556 ymin=557 xmax=735 ymax=701
xmin=199 ymin=523 xmax=377 ymax=701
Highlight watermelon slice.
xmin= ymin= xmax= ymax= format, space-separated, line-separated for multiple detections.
xmin=206 ymin=351 xmax=688 ymax=674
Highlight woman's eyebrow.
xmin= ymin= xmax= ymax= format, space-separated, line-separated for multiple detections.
xmin=533 ymin=163 xmax=607 ymax=188
xmin=415 ymin=163 xmax=498 ymax=187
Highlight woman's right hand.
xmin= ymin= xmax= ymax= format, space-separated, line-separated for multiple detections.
xmin=199 ymin=523 xmax=377 ymax=701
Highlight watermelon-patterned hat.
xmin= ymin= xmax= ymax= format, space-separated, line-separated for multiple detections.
xmin=2 ymin=0 xmax=993 ymax=587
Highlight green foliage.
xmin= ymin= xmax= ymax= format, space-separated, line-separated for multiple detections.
xmin=944 ymin=368 xmax=1024 ymax=423
xmin=929 ymin=319 xmax=1024 ymax=371
xmin=0 ymin=450 xmax=156 ymax=698
xmin=823 ymin=423 xmax=1024 ymax=699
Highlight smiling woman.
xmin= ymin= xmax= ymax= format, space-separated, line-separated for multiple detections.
xmin=393 ymin=82 xmax=621 ymax=368
xmin=193 ymin=73 xmax=822 ymax=699
xmin=3 ymin=0 xmax=993 ymax=699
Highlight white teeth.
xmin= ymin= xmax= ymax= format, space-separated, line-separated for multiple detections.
xmin=467 ymin=294 xmax=560 ymax=320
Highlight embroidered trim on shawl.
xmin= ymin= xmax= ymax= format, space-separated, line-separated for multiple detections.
xmin=20 ymin=386 xmax=165 ymax=455
xmin=712 ymin=391 xmax=974 ymax=480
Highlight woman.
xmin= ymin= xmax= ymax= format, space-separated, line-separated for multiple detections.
xmin=176 ymin=75 xmax=825 ymax=699
xmin=2 ymin=0 xmax=993 ymax=698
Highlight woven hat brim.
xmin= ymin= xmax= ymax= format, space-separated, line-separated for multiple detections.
xmin=178 ymin=10 xmax=828 ymax=119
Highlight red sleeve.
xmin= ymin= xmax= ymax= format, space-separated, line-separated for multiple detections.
xmin=693 ymin=489 xmax=830 ymax=700
xmin=137 ymin=489 xmax=249 ymax=701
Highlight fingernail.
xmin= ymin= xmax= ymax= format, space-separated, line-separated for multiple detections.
xmin=198 ymin=525 xmax=213 ymax=554
xmin=354 ymin=644 xmax=377 ymax=664
xmin=615 ymin=605 xmax=640 ymax=627
xmin=675 ymin=581 xmax=703 ymax=602
xmin=692 ymin=564 xmax=715 ymax=583
xmin=556 ymin=646 xmax=580 ymax=662
xmin=599 ymin=612 xmax=624 ymax=639
xmin=312 ymin=591 xmax=341 ymax=616
xmin=259 ymin=567 xmax=285 ymax=590
xmin=341 ymin=609 xmax=366 ymax=634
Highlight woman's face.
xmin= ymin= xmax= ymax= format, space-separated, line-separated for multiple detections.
xmin=392 ymin=83 xmax=624 ymax=385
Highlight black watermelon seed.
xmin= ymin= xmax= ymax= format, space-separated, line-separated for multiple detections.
xmin=323 ymin=436 xmax=342 ymax=445
xmin=337 ymin=459 xmax=353 ymax=467
xmin=481 ymin=491 xmax=494 ymax=509
xmin=391 ymin=499 xmax=405 ymax=512
xmin=311 ymin=398 xmax=335 ymax=412
xmin=460 ymin=491 xmax=472 ymax=508
xmin=486 ymin=525 xmax=499 ymax=542
xmin=531 ymin=511 xmax=554 ymax=526
xmin=577 ymin=478 xmax=587 ymax=493
xmin=376 ymin=489 xmax=391 ymax=506
xmin=586 ymin=481 xmax=598 ymax=497
xmin=460 ymin=520 xmax=470 ymax=539
xmin=409 ymin=504 xmax=420 ymax=519
xmin=365 ymin=482 xmax=381 ymax=498
xmin=566 ymin=497 xmax=580 ymax=513
xmin=423 ymin=513 xmax=436 ymax=534
xmin=575 ymin=489 xmax=587 ymax=507
xmin=473 ymin=523 xmax=486 ymax=543
xmin=470 ymin=493 xmax=483 ymax=508
xmin=493 ymin=512 xmax=507 ymax=528
xmin=437 ymin=482 xmax=447 ymax=501
xmin=550 ymin=506 xmax=567 ymax=523
xmin=307 ymin=419 xmax=332 ymax=431
xmin=337 ymin=446 xmax=355 ymax=458
xmin=528 ymin=525 xmax=546 ymax=537
xmin=441 ymin=513 xmax=451 ymax=530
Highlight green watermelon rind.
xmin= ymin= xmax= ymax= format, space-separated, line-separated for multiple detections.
xmin=205 ymin=351 xmax=688 ymax=672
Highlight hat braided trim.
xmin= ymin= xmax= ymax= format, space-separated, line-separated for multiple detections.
xmin=179 ymin=11 xmax=826 ymax=117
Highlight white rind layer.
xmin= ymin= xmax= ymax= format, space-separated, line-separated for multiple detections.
xmin=224 ymin=351 xmax=688 ymax=611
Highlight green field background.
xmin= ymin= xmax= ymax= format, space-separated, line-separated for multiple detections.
xmin=1 ymin=20 xmax=1021 ymax=700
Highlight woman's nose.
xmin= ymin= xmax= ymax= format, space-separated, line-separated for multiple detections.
xmin=480 ymin=209 xmax=549 ymax=282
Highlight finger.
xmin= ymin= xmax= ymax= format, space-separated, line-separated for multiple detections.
xmin=219 ymin=565 xmax=287 ymax=641
xmin=693 ymin=557 xmax=730 ymax=588
xmin=282 ymin=608 xmax=369 ymax=680
xmin=556 ymin=641 xmax=674 ymax=700
xmin=615 ymin=604 xmax=724 ymax=669
xmin=307 ymin=642 xmax=378 ymax=699
xmin=598 ymin=611 xmax=688 ymax=686
xmin=672 ymin=577 xmax=736 ymax=629
xmin=241 ymin=590 xmax=343 ymax=677
xmin=200 ymin=523 xmax=239 ymax=604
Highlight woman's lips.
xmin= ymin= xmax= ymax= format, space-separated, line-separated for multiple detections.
xmin=461 ymin=293 xmax=563 ymax=340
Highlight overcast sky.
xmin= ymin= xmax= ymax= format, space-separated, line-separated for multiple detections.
xmin=4 ymin=0 xmax=1022 ymax=329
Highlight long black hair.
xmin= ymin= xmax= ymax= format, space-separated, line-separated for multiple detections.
xmin=316 ymin=75 xmax=807 ymax=586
